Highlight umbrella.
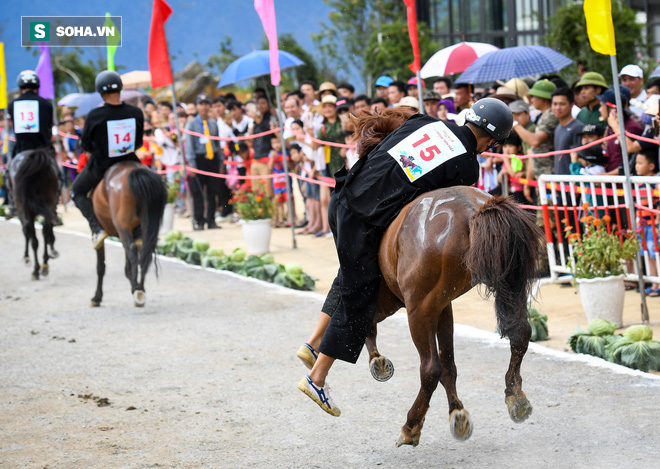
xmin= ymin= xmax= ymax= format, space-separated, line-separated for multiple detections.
xmin=455 ymin=45 xmax=574 ymax=84
xmin=57 ymin=92 xmax=86 ymax=107
xmin=121 ymin=70 xmax=152 ymax=90
xmin=74 ymin=90 xmax=152 ymax=117
xmin=217 ymin=50 xmax=305 ymax=88
xmin=420 ymin=42 xmax=499 ymax=78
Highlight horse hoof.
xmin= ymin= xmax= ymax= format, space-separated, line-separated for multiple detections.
xmin=24 ymin=256 xmax=30 ymax=265
xmin=395 ymin=429 xmax=419 ymax=447
xmin=31 ymin=273 xmax=39 ymax=281
xmin=370 ymin=356 xmax=394 ymax=382
xmin=450 ymin=409 xmax=473 ymax=441
xmin=41 ymin=264 xmax=49 ymax=277
xmin=133 ymin=290 xmax=146 ymax=307
xmin=49 ymin=249 xmax=59 ymax=259
xmin=506 ymin=394 xmax=533 ymax=423
xmin=90 ymin=300 xmax=101 ymax=307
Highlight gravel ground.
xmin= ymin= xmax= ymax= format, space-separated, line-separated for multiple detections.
xmin=1 ymin=220 xmax=660 ymax=469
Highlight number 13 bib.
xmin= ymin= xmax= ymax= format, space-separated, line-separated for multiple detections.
xmin=14 ymin=100 xmax=40 ymax=134
xmin=388 ymin=120 xmax=466 ymax=182
xmin=107 ymin=118 xmax=137 ymax=157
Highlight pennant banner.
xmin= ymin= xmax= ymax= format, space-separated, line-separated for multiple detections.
xmin=0 ymin=43 xmax=7 ymax=109
xmin=403 ymin=0 xmax=421 ymax=73
xmin=584 ymin=0 xmax=616 ymax=56
xmin=254 ymin=0 xmax=281 ymax=86
xmin=105 ymin=13 xmax=119 ymax=71
xmin=148 ymin=0 xmax=174 ymax=88
xmin=35 ymin=46 xmax=54 ymax=100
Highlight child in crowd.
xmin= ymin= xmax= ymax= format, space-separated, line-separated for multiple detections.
xmin=289 ymin=120 xmax=323 ymax=234
xmin=634 ymin=148 xmax=660 ymax=295
xmin=498 ymin=133 xmax=530 ymax=207
xmin=570 ymin=145 xmax=607 ymax=176
xmin=269 ymin=136 xmax=288 ymax=227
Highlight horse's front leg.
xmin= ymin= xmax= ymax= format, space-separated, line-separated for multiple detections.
xmin=436 ymin=303 xmax=472 ymax=441
xmin=23 ymin=219 xmax=40 ymax=280
xmin=504 ymin=317 xmax=533 ymax=423
xmin=91 ymin=244 xmax=106 ymax=306
xmin=396 ymin=306 xmax=440 ymax=447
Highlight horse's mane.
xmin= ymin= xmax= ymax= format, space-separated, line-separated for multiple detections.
xmin=352 ymin=108 xmax=417 ymax=158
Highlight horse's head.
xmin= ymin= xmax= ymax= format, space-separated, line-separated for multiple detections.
xmin=351 ymin=108 xmax=417 ymax=159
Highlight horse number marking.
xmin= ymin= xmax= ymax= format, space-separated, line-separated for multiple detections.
xmin=415 ymin=196 xmax=456 ymax=245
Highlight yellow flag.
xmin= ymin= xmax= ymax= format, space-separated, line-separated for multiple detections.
xmin=0 ymin=42 xmax=7 ymax=109
xmin=584 ymin=0 xmax=616 ymax=56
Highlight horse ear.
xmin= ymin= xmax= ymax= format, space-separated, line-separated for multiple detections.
xmin=349 ymin=113 xmax=359 ymax=128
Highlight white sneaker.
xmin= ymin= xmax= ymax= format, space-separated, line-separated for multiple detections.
xmin=297 ymin=375 xmax=341 ymax=417
xmin=296 ymin=343 xmax=318 ymax=370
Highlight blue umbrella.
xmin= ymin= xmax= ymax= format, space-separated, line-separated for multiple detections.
xmin=58 ymin=92 xmax=86 ymax=107
xmin=217 ymin=50 xmax=305 ymax=88
xmin=455 ymin=45 xmax=574 ymax=84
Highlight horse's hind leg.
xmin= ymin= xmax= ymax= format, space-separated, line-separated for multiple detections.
xmin=120 ymin=231 xmax=144 ymax=307
xmin=40 ymin=221 xmax=53 ymax=277
xmin=22 ymin=219 xmax=40 ymax=280
xmin=91 ymin=245 xmax=106 ymax=307
xmin=436 ymin=303 xmax=472 ymax=441
xmin=396 ymin=302 xmax=442 ymax=447
xmin=504 ymin=317 xmax=533 ymax=423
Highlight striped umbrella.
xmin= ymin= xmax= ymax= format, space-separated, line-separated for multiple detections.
xmin=455 ymin=45 xmax=574 ymax=84
xmin=420 ymin=42 xmax=499 ymax=78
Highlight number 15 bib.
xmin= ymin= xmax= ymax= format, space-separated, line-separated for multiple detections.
xmin=14 ymin=100 xmax=40 ymax=134
xmin=107 ymin=118 xmax=137 ymax=157
xmin=388 ymin=120 xmax=466 ymax=182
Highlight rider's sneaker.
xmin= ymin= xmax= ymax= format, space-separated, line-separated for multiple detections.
xmin=296 ymin=343 xmax=318 ymax=370
xmin=297 ymin=375 xmax=341 ymax=417
xmin=92 ymin=229 xmax=108 ymax=250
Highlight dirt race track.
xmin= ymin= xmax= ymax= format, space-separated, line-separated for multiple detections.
xmin=1 ymin=220 xmax=660 ymax=469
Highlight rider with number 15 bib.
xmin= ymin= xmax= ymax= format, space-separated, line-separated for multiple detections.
xmin=71 ymin=70 xmax=144 ymax=249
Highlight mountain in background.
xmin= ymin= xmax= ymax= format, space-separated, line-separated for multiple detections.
xmin=0 ymin=0 xmax=364 ymax=95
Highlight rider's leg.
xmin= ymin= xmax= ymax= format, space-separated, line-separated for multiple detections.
xmin=71 ymin=168 xmax=103 ymax=234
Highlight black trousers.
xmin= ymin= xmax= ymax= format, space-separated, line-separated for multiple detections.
xmin=71 ymin=167 xmax=103 ymax=233
xmin=216 ymin=166 xmax=242 ymax=217
xmin=318 ymin=193 xmax=386 ymax=364
xmin=190 ymin=156 xmax=221 ymax=226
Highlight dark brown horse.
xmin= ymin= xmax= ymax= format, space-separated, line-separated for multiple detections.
xmin=90 ymin=161 xmax=167 ymax=307
xmin=351 ymin=110 xmax=543 ymax=447
xmin=8 ymin=148 xmax=60 ymax=280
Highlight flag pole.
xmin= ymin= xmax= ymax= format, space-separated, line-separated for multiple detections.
xmin=275 ymin=84 xmax=297 ymax=248
xmin=168 ymin=83 xmax=194 ymax=230
xmin=416 ymin=71 xmax=425 ymax=114
xmin=610 ymin=55 xmax=649 ymax=323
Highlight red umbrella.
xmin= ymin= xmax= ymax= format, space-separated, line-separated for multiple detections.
xmin=420 ymin=42 xmax=499 ymax=78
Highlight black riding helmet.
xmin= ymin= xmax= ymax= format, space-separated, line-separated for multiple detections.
xmin=464 ymin=97 xmax=513 ymax=143
xmin=17 ymin=70 xmax=40 ymax=89
xmin=95 ymin=70 xmax=123 ymax=94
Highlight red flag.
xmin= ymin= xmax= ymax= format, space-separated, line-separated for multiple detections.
xmin=403 ymin=0 xmax=421 ymax=73
xmin=148 ymin=0 xmax=173 ymax=88
xmin=254 ymin=0 xmax=281 ymax=86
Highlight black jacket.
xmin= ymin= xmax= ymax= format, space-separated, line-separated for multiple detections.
xmin=80 ymin=102 xmax=143 ymax=177
xmin=338 ymin=114 xmax=479 ymax=227
xmin=10 ymin=90 xmax=54 ymax=156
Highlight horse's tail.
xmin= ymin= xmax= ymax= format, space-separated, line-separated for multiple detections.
xmin=465 ymin=196 xmax=544 ymax=340
xmin=128 ymin=167 xmax=167 ymax=276
xmin=13 ymin=148 xmax=58 ymax=220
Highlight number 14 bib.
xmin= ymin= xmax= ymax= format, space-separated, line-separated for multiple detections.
xmin=107 ymin=118 xmax=136 ymax=157
xmin=388 ymin=120 xmax=466 ymax=182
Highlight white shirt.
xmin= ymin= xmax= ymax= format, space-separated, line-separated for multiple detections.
xmin=216 ymin=117 xmax=235 ymax=149
xmin=629 ymin=89 xmax=648 ymax=118
xmin=154 ymin=128 xmax=179 ymax=166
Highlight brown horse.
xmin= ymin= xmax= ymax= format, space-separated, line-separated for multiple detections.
xmin=90 ymin=161 xmax=167 ymax=307
xmin=8 ymin=148 xmax=60 ymax=280
xmin=350 ymin=110 xmax=543 ymax=447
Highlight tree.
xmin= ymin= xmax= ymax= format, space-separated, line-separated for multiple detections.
xmin=313 ymin=0 xmax=407 ymax=82
xmin=364 ymin=18 xmax=438 ymax=82
xmin=260 ymin=33 xmax=321 ymax=88
xmin=207 ymin=36 xmax=239 ymax=77
xmin=543 ymin=0 xmax=647 ymax=83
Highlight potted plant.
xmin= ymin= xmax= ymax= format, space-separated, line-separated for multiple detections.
xmin=566 ymin=206 xmax=639 ymax=326
xmin=232 ymin=183 xmax=274 ymax=255
xmin=160 ymin=175 xmax=179 ymax=235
